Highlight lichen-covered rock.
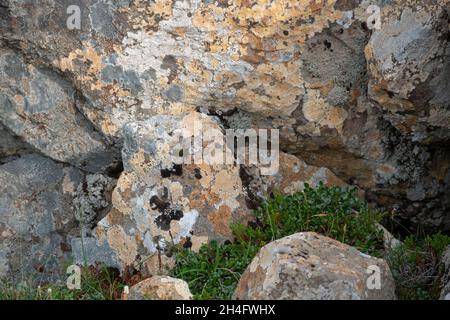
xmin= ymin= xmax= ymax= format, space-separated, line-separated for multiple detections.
xmin=234 ymin=232 xmax=396 ymax=300
xmin=243 ymin=152 xmax=349 ymax=205
xmin=366 ymin=2 xmax=450 ymax=144
xmin=128 ymin=276 xmax=192 ymax=300
xmin=363 ymin=0 xmax=450 ymax=230
xmin=0 ymin=48 xmax=120 ymax=173
xmin=81 ymin=112 xmax=252 ymax=272
xmin=72 ymin=173 xmax=116 ymax=230
xmin=0 ymin=154 xmax=82 ymax=281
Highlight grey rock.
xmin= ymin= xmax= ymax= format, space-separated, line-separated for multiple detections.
xmin=0 ymin=154 xmax=81 ymax=281
xmin=92 ymin=112 xmax=252 ymax=272
xmin=234 ymin=232 xmax=396 ymax=300
xmin=0 ymin=48 xmax=120 ymax=173
xmin=0 ymin=123 xmax=31 ymax=163
xmin=71 ymin=237 xmax=120 ymax=270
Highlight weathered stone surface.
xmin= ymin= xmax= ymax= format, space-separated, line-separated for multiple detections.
xmin=1 ymin=0 xmax=449 ymax=232
xmin=0 ymin=48 xmax=120 ymax=173
xmin=82 ymin=112 xmax=252 ymax=272
xmin=0 ymin=123 xmax=31 ymax=164
xmin=234 ymin=232 xmax=396 ymax=300
xmin=440 ymin=246 xmax=450 ymax=300
xmin=128 ymin=276 xmax=192 ymax=300
xmin=244 ymin=152 xmax=349 ymax=204
xmin=366 ymin=2 xmax=450 ymax=144
xmin=72 ymin=173 xmax=116 ymax=230
xmin=0 ymin=154 xmax=82 ymax=281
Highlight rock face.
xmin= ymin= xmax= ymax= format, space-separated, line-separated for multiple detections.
xmin=0 ymin=48 xmax=121 ymax=173
xmin=0 ymin=151 xmax=116 ymax=281
xmin=1 ymin=0 xmax=448 ymax=233
xmin=128 ymin=276 xmax=193 ymax=300
xmin=234 ymin=232 xmax=396 ymax=300
xmin=70 ymin=112 xmax=352 ymax=274
xmin=0 ymin=154 xmax=82 ymax=280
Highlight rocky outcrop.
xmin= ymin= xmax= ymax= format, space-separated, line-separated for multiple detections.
xmin=364 ymin=1 xmax=450 ymax=230
xmin=0 ymin=0 xmax=449 ymax=287
xmin=128 ymin=276 xmax=193 ymax=300
xmin=71 ymin=112 xmax=353 ymax=274
xmin=2 ymin=0 xmax=448 ymax=232
xmin=234 ymin=232 xmax=396 ymax=300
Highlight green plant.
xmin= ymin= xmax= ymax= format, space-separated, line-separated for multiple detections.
xmin=171 ymin=241 xmax=259 ymax=300
xmin=386 ymin=233 xmax=450 ymax=300
xmin=236 ymin=183 xmax=385 ymax=256
xmin=172 ymin=183 xmax=386 ymax=299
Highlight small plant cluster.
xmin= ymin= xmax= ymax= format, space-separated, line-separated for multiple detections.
xmin=387 ymin=233 xmax=450 ymax=300
xmin=0 ymin=265 xmax=125 ymax=300
xmin=172 ymin=183 xmax=386 ymax=299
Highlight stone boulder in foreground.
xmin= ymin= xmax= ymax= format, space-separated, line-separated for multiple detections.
xmin=234 ymin=232 xmax=396 ymax=300
xmin=128 ymin=276 xmax=192 ymax=300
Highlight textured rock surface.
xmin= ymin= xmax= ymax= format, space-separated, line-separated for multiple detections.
xmin=0 ymin=48 xmax=121 ymax=173
xmin=128 ymin=276 xmax=192 ymax=300
xmin=0 ymin=123 xmax=31 ymax=164
xmin=234 ymin=232 xmax=396 ymax=300
xmin=1 ymin=0 xmax=448 ymax=232
xmin=244 ymin=152 xmax=349 ymax=205
xmin=0 ymin=154 xmax=82 ymax=280
xmin=72 ymin=173 xmax=116 ymax=230
xmin=76 ymin=112 xmax=253 ymax=272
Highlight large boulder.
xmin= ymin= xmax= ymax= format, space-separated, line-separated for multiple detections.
xmin=234 ymin=232 xmax=396 ymax=300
